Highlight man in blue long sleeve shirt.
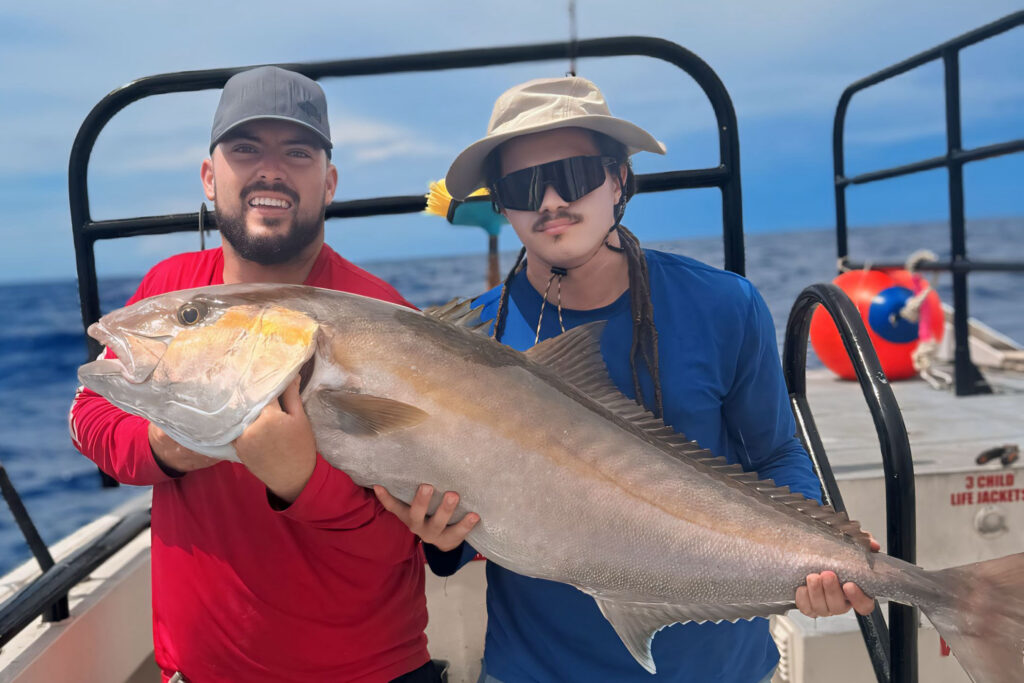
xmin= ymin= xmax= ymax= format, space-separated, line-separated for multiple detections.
xmin=376 ymin=76 xmax=876 ymax=683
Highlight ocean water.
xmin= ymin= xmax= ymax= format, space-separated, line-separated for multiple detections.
xmin=1 ymin=219 xmax=1021 ymax=575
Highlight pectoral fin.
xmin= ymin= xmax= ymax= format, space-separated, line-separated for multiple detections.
xmin=317 ymin=390 xmax=428 ymax=436
xmin=593 ymin=596 xmax=795 ymax=674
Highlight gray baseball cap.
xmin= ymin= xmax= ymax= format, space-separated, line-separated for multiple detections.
xmin=209 ymin=66 xmax=333 ymax=155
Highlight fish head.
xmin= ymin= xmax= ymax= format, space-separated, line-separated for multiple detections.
xmin=78 ymin=287 xmax=319 ymax=457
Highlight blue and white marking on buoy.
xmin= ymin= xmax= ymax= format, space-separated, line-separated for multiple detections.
xmin=868 ymin=286 xmax=919 ymax=343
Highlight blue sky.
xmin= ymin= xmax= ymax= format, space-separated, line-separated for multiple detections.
xmin=0 ymin=1 xmax=1021 ymax=283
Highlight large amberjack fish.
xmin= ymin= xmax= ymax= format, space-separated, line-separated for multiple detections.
xmin=78 ymin=283 xmax=1024 ymax=681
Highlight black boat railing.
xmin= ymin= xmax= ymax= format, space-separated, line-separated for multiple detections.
xmin=0 ymin=506 xmax=151 ymax=650
xmin=833 ymin=10 xmax=1024 ymax=397
xmin=0 ymin=459 xmax=68 ymax=624
xmin=784 ymin=283 xmax=918 ymax=683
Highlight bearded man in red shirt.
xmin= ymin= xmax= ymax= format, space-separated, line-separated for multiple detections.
xmin=70 ymin=66 xmax=435 ymax=683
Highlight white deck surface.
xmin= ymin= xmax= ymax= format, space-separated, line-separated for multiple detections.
xmin=805 ymin=366 xmax=1024 ymax=478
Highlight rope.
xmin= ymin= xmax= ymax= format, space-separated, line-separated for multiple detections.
xmin=912 ymin=340 xmax=952 ymax=390
xmin=904 ymin=248 xmax=939 ymax=274
xmin=534 ymin=268 xmax=567 ymax=345
xmin=898 ymin=285 xmax=933 ymax=324
xmin=902 ymin=249 xmax=949 ymax=388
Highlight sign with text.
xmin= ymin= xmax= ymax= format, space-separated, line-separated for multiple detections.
xmin=949 ymin=473 xmax=1022 ymax=506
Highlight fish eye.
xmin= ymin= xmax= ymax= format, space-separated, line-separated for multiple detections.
xmin=177 ymin=301 xmax=208 ymax=326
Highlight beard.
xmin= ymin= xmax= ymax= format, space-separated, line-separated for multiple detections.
xmin=216 ymin=181 xmax=325 ymax=266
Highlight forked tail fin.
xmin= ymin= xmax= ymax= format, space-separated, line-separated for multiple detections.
xmin=921 ymin=553 xmax=1024 ymax=683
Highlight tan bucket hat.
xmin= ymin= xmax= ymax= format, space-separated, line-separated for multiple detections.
xmin=445 ymin=76 xmax=666 ymax=199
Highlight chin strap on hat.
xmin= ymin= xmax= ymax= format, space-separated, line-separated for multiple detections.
xmin=535 ymin=265 xmax=569 ymax=344
xmin=604 ymin=225 xmax=625 ymax=253
xmin=603 ymin=171 xmax=629 ymax=253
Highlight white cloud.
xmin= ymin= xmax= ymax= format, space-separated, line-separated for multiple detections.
xmin=352 ymin=139 xmax=448 ymax=163
xmin=330 ymin=115 xmax=451 ymax=163
xmin=118 ymin=144 xmax=210 ymax=172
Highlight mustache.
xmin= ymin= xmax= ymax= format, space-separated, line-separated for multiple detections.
xmin=533 ymin=210 xmax=580 ymax=232
xmin=241 ymin=181 xmax=299 ymax=205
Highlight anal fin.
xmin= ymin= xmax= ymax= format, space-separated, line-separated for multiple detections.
xmin=593 ymin=596 xmax=795 ymax=674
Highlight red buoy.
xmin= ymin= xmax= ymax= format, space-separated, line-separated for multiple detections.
xmin=810 ymin=269 xmax=945 ymax=381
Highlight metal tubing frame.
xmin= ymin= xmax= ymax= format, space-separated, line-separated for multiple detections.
xmin=0 ymin=461 xmax=68 ymax=623
xmin=0 ymin=508 xmax=151 ymax=649
xmin=841 ymin=260 xmax=1024 ymax=274
xmin=784 ymin=283 xmax=918 ymax=683
xmin=832 ymin=10 xmax=1024 ymax=396
xmin=70 ymin=36 xmax=744 ymax=363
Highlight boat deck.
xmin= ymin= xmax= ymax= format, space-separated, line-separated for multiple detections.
xmin=805 ymin=365 xmax=1024 ymax=480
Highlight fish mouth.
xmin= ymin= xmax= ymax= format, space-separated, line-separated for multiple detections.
xmin=83 ymin=321 xmax=161 ymax=384
xmin=81 ymin=357 xmax=130 ymax=377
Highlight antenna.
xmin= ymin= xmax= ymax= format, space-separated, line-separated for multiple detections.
xmin=567 ymin=0 xmax=578 ymax=76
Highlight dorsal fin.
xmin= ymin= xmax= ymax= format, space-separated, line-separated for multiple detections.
xmin=525 ymin=321 xmax=648 ymax=420
xmin=522 ymin=322 xmax=874 ymax=552
xmin=423 ymin=297 xmax=465 ymax=319
xmin=423 ymin=297 xmax=490 ymax=335
xmin=676 ymin=450 xmax=873 ymax=550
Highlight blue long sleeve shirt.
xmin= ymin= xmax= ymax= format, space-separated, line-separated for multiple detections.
xmin=426 ymin=249 xmax=821 ymax=683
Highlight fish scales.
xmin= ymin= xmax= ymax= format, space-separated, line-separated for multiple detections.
xmin=78 ymin=283 xmax=1024 ymax=681
xmin=349 ymin=307 xmax=867 ymax=602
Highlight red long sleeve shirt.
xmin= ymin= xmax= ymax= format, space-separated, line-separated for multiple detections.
xmin=69 ymin=245 xmax=430 ymax=683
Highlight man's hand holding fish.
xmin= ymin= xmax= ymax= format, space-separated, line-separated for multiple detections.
xmin=234 ymin=377 xmax=317 ymax=504
xmin=147 ymin=423 xmax=218 ymax=474
xmin=797 ymin=535 xmax=881 ymax=619
xmin=374 ymin=484 xmax=479 ymax=552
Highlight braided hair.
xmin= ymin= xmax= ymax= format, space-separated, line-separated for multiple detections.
xmin=486 ymin=130 xmax=664 ymax=418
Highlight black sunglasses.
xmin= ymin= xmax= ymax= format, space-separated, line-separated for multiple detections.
xmin=494 ymin=155 xmax=616 ymax=211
